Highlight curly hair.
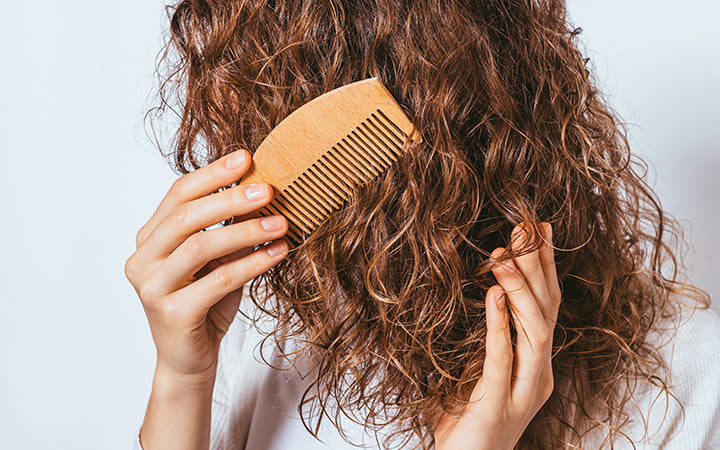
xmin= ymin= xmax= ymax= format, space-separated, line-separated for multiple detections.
xmin=146 ymin=0 xmax=710 ymax=447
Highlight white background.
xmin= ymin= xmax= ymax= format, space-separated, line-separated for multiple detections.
xmin=1 ymin=1 xmax=718 ymax=448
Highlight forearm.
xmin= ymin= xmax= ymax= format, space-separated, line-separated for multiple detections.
xmin=139 ymin=363 xmax=217 ymax=450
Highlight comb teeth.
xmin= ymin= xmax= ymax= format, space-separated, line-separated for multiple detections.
xmin=256 ymin=108 xmax=414 ymax=245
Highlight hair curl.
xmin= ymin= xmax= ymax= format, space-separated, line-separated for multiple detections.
xmin=147 ymin=0 xmax=710 ymax=447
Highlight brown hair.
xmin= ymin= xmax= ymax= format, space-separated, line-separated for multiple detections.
xmin=147 ymin=0 xmax=710 ymax=447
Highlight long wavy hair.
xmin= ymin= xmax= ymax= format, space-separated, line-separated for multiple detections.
xmin=147 ymin=0 xmax=710 ymax=447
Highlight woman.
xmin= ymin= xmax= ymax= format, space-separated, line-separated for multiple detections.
xmin=127 ymin=0 xmax=720 ymax=448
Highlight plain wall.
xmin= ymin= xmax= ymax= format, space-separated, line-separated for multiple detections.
xmin=0 ymin=1 xmax=717 ymax=448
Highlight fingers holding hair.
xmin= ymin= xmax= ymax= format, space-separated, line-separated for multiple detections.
xmin=470 ymin=285 xmax=512 ymax=404
xmin=537 ymin=223 xmax=561 ymax=325
xmin=490 ymin=222 xmax=560 ymax=402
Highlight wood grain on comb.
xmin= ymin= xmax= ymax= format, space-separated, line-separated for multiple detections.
xmin=240 ymin=77 xmax=422 ymax=246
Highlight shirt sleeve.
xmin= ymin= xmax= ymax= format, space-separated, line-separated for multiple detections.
xmin=621 ymin=305 xmax=720 ymax=448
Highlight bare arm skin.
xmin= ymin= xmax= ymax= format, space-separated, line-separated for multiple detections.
xmin=124 ymin=149 xmax=289 ymax=450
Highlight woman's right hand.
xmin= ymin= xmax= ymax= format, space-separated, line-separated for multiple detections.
xmin=124 ymin=148 xmax=289 ymax=386
xmin=434 ymin=222 xmax=561 ymax=450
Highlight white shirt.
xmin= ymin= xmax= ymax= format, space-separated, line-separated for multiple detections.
xmin=133 ymin=295 xmax=720 ymax=449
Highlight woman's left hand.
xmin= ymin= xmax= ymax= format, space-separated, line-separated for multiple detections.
xmin=434 ymin=222 xmax=562 ymax=450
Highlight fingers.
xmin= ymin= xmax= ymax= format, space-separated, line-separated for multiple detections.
xmin=510 ymin=224 xmax=553 ymax=329
xmin=172 ymin=239 xmax=289 ymax=314
xmin=538 ymin=223 xmax=561 ymax=324
xmin=134 ymin=181 xmax=275 ymax=274
xmin=150 ymin=215 xmax=289 ymax=295
xmin=490 ymin=248 xmax=549 ymax=355
xmin=434 ymin=223 xmax=560 ymax=447
xmin=136 ymin=149 xmax=253 ymax=249
xmin=490 ymin=222 xmax=558 ymax=401
xmin=470 ymin=285 xmax=512 ymax=404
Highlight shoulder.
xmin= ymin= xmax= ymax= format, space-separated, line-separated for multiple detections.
xmin=624 ymin=298 xmax=720 ymax=448
xmin=661 ymin=302 xmax=720 ymax=376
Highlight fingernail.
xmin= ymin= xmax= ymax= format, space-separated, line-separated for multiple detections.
xmin=245 ymin=183 xmax=268 ymax=201
xmin=265 ymin=240 xmax=288 ymax=257
xmin=512 ymin=223 xmax=526 ymax=238
xmin=225 ymin=151 xmax=246 ymax=170
xmin=261 ymin=215 xmax=285 ymax=231
xmin=490 ymin=248 xmax=505 ymax=261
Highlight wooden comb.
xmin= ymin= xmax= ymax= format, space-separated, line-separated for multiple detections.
xmin=239 ymin=77 xmax=422 ymax=246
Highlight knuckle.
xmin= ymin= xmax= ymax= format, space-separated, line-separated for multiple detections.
xmin=135 ymin=226 xmax=148 ymax=248
xmin=516 ymin=271 xmax=529 ymax=287
xmin=181 ymin=233 xmax=207 ymax=259
xmin=234 ymin=220 xmax=253 ymax=240
xmin=499 ymin=263 xmax=525 ymax=287
xmin=504 ymin=276 xmax=525 ymax=295
xmin=124 ymin=253 xmax=138 ymax=282
xmin=226 ymin=186 xmax=246 ymax=208
xmin=168 ymin=205 xmax=193 ymax=229
xmin=553 ymin=292 xmax=563 ymax=307
xmin=496 ymin=351 xmax=513 ymax=366
xmin=523 ymin=269 xmax=542 ymax=286
xmin=170 ymin=176 xmax=189 ymax=200
xmin=159 ymin=297 xmax=181 ymax=317
xmin=541 ymin=373 xmax=555 ymax=401
xmin=535 ymin=327 xmax=552 ymax=346
xmin=152 ymin=296 xmax=185 ymax=324
xmin=212 ymin=266 xmax=236 ymax=290
xmin=138 ymin=280 xmax=163 ymax=303
xmin=487 ymin=322 xmax=506 ymax=334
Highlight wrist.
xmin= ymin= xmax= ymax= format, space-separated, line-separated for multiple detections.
xmin=153 ymin=359 xmax=218 ymax=393
xmin=141 ymin=361 xmax=216 ymax=450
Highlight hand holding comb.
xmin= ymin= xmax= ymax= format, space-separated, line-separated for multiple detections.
xmin=239 ymin=77 xmax=422 ymax=246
